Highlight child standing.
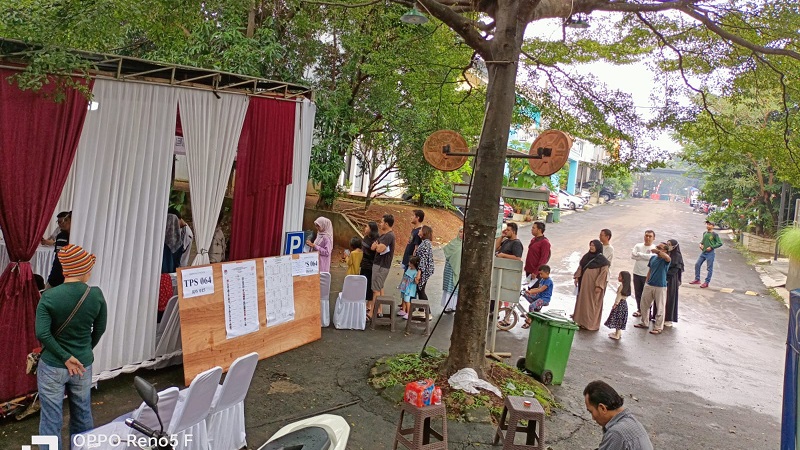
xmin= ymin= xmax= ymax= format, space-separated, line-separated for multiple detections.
xmin=345 ymin=237 xmax=363 ymax=276
xmin=521 ymin=265 xmax=554 ymax=329
xmin=605 ymin=271 xmax=632 ymax=340
xmin=397 ymin=256 xmax=419 ymax=319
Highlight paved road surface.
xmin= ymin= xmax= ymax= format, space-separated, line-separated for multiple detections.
xmin=0 ymin=199 xmax=785 ymax=449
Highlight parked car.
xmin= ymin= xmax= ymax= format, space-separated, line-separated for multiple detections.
xmin=599 ymin=186 xmax=618 ymax=202
xmin=557 ymin=190 xmax=585 ymax=210
xmin=548 ymin=191 xmax=558 ymax=208
xmin=503 ymin=202 xmax=514 ymax=219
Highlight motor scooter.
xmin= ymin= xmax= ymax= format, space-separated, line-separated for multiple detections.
xmin=125 ymin=376 xmax=350 ymax=450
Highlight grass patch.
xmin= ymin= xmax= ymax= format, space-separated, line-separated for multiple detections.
xmin=369 ymin=351 xmax=558 ymax=424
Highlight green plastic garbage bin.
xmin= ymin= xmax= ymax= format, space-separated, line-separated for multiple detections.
xmin=551 ymin=208 xmax=561 ymax=223
xmin=517 ymin=311 xmax=578 ymax=385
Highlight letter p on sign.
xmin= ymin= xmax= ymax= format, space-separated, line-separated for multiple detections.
xmin=284 ymin=231 xmax=305 ymax=255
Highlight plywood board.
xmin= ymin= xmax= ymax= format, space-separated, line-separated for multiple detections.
xmin=177 ymin=254 xmax=321 ymax=385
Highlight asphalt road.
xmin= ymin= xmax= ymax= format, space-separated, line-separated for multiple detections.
xmin=1 ymin=198 xmax=786 ymax=449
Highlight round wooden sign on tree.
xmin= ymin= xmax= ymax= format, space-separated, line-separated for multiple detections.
xmin=528 ymin=130 xmax=573 ymax=176
xmin=423 ymin=130 xmax=469 ymax=172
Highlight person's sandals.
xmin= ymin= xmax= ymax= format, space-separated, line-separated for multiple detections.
xmin=633 ymin=323 xmax=649 ymax=329
xmin=522 ymin=321 xmax=531 ymax=329
xmin=608 ymin=333 xmax=621 ymax=340
xmin=649 ymin=329 xmax=662 ymax=334
xmin=632 ymin=311 xmax=642 ymax=317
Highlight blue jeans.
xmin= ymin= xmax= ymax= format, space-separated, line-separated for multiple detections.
xmin=38 ymin=360 xmax=94 ymax=449
xmin=695 ymin=251 xmax=715 ymax=283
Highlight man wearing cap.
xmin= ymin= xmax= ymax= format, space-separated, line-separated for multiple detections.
xmin=35 ymin=244 xmax=107 ymax=447
xmin=689 ymin=220 xmax=723 ymax=288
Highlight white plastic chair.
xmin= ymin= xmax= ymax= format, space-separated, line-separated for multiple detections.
xmin=71 ymin=387 xmax=180 ymax=450
xmin=207 ymin=352 xmax=259 ymax=450
xmin=156 ymin=295 xmax=178 ymax=343
xmin=171 ymin=366 xmax=223 ymax=450
xmin=333 ymin=275 xmax=367 ymax=330
xmin=320 ymin=272 xmax=331 ymax=327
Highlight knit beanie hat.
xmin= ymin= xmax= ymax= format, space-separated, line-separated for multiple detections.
xmin=59 ymin=244 xmax=96 ymax=278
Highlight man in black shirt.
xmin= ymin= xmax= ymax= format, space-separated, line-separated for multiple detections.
xmin=370 ymin=214 xmax=396 ymax=318
xmin=402 ymin=210 xmax=424 ymax=270
xmin=495 ymin=222 xmax=524 ymax=260
xmin=45 ymin=211 xmax=71 ymax=288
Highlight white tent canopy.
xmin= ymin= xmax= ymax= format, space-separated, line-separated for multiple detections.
xmin=51 ymin=79 xmax=315 ymax=382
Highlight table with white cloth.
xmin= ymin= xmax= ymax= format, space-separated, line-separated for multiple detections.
xmin=0 ymin=241 xmax=57 ymax=278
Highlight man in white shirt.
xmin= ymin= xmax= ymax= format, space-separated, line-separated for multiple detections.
xmin=600 ymin=229 xmax=614 ymax=263
xmin=630 ymin=230 xmax=656 ymax=318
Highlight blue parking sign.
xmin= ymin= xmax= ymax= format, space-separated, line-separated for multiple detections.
xmin=284 ymin=231 xmax=306 ymax=255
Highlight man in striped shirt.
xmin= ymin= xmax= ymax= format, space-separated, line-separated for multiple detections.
xmin=584 ymin=380 xmax=653 ymax=450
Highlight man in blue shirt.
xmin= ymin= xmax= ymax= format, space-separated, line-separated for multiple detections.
xmin=634 ymin=242 xmax=671 ymax=334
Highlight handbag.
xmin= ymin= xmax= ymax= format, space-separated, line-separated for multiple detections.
xmin=26 ymin=286 xmax=92 ymax=375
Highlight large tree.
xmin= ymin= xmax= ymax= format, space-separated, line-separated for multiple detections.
xmin=384 ymin=0 xmax=800 ymax=374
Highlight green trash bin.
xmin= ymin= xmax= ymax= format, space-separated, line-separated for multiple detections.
xmin=551 ymin=208 xmax=561 ymax=223
xmin=518 ymin=311 xmax=578 ymax=385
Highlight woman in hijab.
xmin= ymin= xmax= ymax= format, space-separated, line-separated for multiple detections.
xmin=415 ymin=225 xmax=435 ymax=301
xmin=665 ymin=239 xmax=684 ymax=326
xmin=572 ymin=239 xmax=611 ymax=330
xmin=441 ymin=227 xmax=463 ymax=313
xmin=307 ymin=217 xmax=334 ymax=273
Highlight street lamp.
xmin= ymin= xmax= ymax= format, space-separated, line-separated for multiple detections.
xmin=401 ymin=7 xmax=429 ymax=24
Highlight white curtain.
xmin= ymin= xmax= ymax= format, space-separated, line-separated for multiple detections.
xmin=282 ymin=99 xmax=316 ymax=247
xmin=46 ymin=162 xmax=76 ymax=238
xmin=70 ymin=80 xmax=178 ymax=377
xmin=177 ymin=91 xmax=248 ymax=265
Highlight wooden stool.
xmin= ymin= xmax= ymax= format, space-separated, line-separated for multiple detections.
xmin=372 ymin=296 xmax=396 ymax=331
xmin=393 ymin=402 xmax=447 ymax=450
xmin=493 ymin=396 xmax=545 ymax=449
xmin=405 ymin=300 xmax=431 ymax=335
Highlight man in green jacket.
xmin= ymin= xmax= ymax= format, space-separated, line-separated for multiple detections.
xmin=689 ymin=220 xmax=723 ymax=288
xmin=35 ymin=244 xmax=107 ymax=448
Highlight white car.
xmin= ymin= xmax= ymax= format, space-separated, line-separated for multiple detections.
xmin=558 ymin=190 xmax=585 ymax=210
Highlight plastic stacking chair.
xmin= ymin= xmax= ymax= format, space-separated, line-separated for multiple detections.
xmin=207 ymin=352 xmax=259 ymax=450
xmin=320 ymin=272 xmax=332 ymax=327
xmin=171 ymin=366 xmax=223 ymax=450
xmin=333 ymin=275 xmax=368 ymax=330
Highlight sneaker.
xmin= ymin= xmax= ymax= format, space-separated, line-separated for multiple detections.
xmin=700 ymin=282 xmax=709 ymax=288
xmin=411 ymin=310 xmax=425 ymax=319
xmin=402 ymin=313 xmax=409 ymax=320
xmin=396 ymin=310 xmax=405 ymax=316
xmin=664 ymin=321 xmax=673 ymax=327
xmin=689 ymin=280 xmax=701 ymax=285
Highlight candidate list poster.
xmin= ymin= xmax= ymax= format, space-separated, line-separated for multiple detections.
xmin=222 ymin=260 xmax=260 ymax=338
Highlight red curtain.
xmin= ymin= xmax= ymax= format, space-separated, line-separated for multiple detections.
xmin=229 ymin=98 xmax=296 ymax=259
xmin=0 ymin=69 xmax=92 ymax=401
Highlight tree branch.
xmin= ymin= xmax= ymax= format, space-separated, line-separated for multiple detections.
xmin=592 ymin=0 xmax=695 ymax=14
xmin=414 ymin=0 xmax=492 ymax=57
xmin=300 ymin=0 xmax=381 ymax=7
xmin=677 ymin=5 xmax=800 ymax=61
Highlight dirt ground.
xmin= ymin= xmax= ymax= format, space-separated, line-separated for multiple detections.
xmin=305 ymin=194 xmax=465 ymax=256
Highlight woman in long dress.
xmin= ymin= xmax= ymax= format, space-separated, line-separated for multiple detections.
xmin=415 ymin=226 xmax=435 ymax=300
xmin=307 ymin=217 xmax=333 ymax=273
xmin=572 ymin=239 xmax=611 ymax=330
xmin=665 ymin=238 xmax=684 ymax=326
xmin=441 ymin=227 xmax=463 ymax=313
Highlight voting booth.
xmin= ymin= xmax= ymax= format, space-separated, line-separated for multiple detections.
xmin=177 ymin=253 xmax=321 ymax=384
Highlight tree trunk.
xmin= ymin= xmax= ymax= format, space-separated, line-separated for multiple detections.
xmin=444 ymin=4 xmax=525 ymax=376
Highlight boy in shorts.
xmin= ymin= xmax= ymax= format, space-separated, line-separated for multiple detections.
xmin=522 ymin=265 xmax=553 ymax=328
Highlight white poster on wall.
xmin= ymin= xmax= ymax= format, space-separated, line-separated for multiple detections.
xmin=222 ymin=260 xmax=260 ymax=338
xmin=264 ymin=256 xmax=295 ymax=327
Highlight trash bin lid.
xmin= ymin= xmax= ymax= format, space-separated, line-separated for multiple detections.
xmin=527 ymin=311 xmax=579 ymax=330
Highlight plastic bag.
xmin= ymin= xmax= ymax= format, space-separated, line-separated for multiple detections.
xmin=447 ymin=368 xmax=502 ymax=397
